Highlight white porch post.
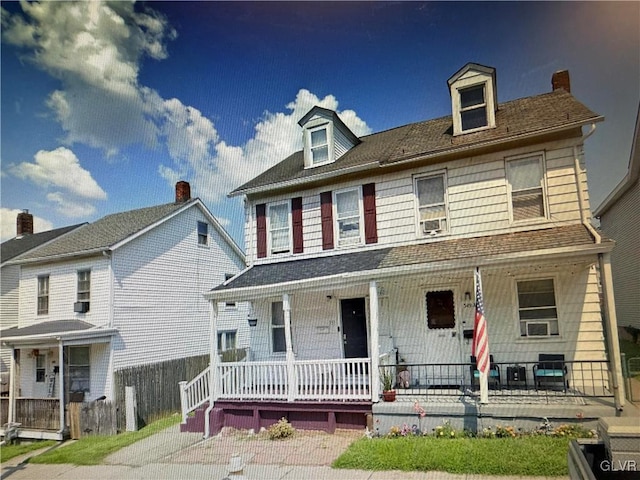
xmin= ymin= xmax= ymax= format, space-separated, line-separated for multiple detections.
xmin=369 ymin=281 xmax=381 ymax=402
xmin=599 ymin=252 xmax=626 ymax=410
xmin=58 ymin=339 xmax=65 ymax=433
xmin=204 ymin=301 xmax=219 ymax=439
xmin=7 ymin=347 xmax=16 ymax=423
xmin=283 ymin=294 xmax=296 ymax=402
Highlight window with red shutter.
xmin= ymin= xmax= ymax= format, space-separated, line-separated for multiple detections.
xmin=363 ymin=183 xmax=377 ymax=244
xmin=320 ymin=191 xmax=334 ymax=250
xmin=292 ymin=197 xmax=303 ymax=254
xmin=256 ymin=203 xmax=267 ymax=258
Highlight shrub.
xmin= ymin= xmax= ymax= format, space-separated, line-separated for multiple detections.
xmin=495 ymin=425 xmax=518 ymax=438
xmin=551 ymin=423 xmax=596 ymax=438
xmin=432 ymin=420 xmax=469 ymax=438
xmin=267 ymin=417 xmax=295 ymax=440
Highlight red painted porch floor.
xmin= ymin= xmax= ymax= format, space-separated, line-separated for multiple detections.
xmin=166 ymin=427 xmax=363 ymax=467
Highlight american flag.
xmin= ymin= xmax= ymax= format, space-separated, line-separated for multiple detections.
xmin=473 ymin=267 xmax=490 ymax=375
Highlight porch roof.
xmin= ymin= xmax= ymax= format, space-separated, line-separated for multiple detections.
xmin=1 ymin=320 xmax=117 ymax=346
xmin=209 ymin=224 xmax=612 ymax=300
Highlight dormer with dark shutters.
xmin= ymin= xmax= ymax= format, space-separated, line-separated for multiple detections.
xmin=447 ymin=63 xmax=497 ymax=136
xmin=298 ymin=106 xmax=361 ymax=169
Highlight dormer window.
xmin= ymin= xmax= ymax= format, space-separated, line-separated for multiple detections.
xmin=448 ymin=63 xmax=497 ymax=136
xmin=310 ymin=126 xmax=330 ymax=165
xmin=459 ymin=85 xmax=487 ymax=131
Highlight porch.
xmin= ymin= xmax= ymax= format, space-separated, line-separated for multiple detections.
xmin=0 ymin=397 xmax=63 ymax=440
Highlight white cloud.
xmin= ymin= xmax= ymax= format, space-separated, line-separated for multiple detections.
xmin=0 ymin=208 xmax=54 ymax=242
xmin=9 ymin=147 xmax=106 ymax=218
xmin=10 ymin=147 xmax=107 ymax=200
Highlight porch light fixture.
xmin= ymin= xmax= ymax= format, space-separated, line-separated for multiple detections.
xmin=248 ymin=317 xmax=258 ymax=327
xmin=247 ymin=303 xmax=257 ymax=327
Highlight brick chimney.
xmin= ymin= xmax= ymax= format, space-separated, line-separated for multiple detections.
xmin=175 ymin=181 xmax=191 ymax=203
xmin=17 ymin=209 xmax=34 ymax=237
xmin=552 ymin=70 xmax=571 ymax=93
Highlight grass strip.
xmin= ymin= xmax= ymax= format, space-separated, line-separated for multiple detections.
xmin=332 ymin=436 xmax=572 ymax=476
xmin=28 ymin=414 xmax=181 ymax=465
xmin=1 ymin=440 xmax=57 ymax=463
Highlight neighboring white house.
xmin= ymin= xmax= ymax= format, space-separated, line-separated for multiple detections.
xmin=1 ymin=182 xmax=247 ymax=439
xmin=594 ymin=106 xmax=640 ymax=332
xmin=180 ymin=63 xmax=625 ymax=436
xmin=1 ymin=216 xmax=83 ymax=387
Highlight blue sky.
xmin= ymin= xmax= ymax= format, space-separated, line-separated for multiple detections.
xmin=1 ymin=1 xmax=638 ymax=246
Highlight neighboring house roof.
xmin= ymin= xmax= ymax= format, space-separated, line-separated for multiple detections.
xmin=8 ymin=199 xmax=244 ymax=264
xmin=211 ymin=224 xmax=611 ymax=299
xmin=594 ymin=105 xmax=640 ymax=217
xmin=1 ymin=224 xmax=84 ymax=265
xmin=231 ymin=89 xmax=602 ymax=196
xmin=0 ymin=319 xmax=117 ymax=345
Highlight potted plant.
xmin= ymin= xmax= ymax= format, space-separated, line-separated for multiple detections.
xmin=380 ymin=368 xmax=396 ymax=402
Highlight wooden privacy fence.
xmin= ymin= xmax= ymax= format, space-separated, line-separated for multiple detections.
xmin=68 ymin=401 xmax=116 ymax=439
xmin=114 ymin=355 xmax=208 ymax=430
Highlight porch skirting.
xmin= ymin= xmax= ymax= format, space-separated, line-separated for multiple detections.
xmin=181 ymin=400 xmax=372 ymax=435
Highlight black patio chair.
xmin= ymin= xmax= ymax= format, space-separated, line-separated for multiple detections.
xmin=533 ymin=354 xmax=568 ymax=392
xmin=470 ymin=355 xmax=501 ymax=387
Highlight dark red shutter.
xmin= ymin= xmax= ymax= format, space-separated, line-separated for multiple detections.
xmin=320 ymin=191 xmax=334 ymax=250
xmin=363 ymin=183 xmax=378 ymax=244
xmin=256 ymin=203 xmax=267 ymax=258
xmin=292 ymin=197 xmax=303 ymax=254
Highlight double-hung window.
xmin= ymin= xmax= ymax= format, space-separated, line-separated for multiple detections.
xmin=310 ymin=126 xmax=330 ymax=165
xmin=271 ymin=301 xmax=286 ymax=354
xmin=67 ymin=346 xmax=90 ymax=393
xmin=197 ymin=221 xmax=209 ymax=245
xmin=217 ymin=331 xmax=237 ymax=352
xmin=268 ymin=202 xmax=290 ymax=254
xmin=507 ymin=155 xmax=546 ymax=222
xmin=415 ymin=173 xmax=448 ymax=235
xmin=37 ymin=275 xmax=49 ymax=315
xmin=516 ymin=279 xmax=559 ymax=337
xmin=77 ymin=270 xmax=90 ymax=311
xmin=459 ymin=84 xmax=488 ymax=131
xmin=36 ymin=354 xmax=46 ymax=383
xmin=335 ymin=188 xmax=362 ymax=246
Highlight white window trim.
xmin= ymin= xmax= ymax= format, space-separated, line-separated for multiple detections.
xmin=413 ymin=171 xmax=450 ymax=237
xmin=451 ymin=76 xmax=496 ymax=136
xmin=77 ymin=269 xmax=91 ymax=311
xmin=512 ymin=274 xmax=561 ymax=340
xmin=197 ymin=221 xmax=209 ymax=247
xmin=505 ymin=152 xmax=549 ymax=225
xmin=217 ymin=330 xmax=237 ymax=351
xmin=333 ymin=186 xmax=364 ymax=248
xmin=267 ymin=200 xmax=292 ymax=255
xmin=37 ymin=274 xmax=49 ymax=316
xmin=459 ymin=84 xmax=488 ymax=133
xmin=271 ymin=300 xmax=287 ymax=355
xmin=304 ymin=122 xmax=335 ymax=168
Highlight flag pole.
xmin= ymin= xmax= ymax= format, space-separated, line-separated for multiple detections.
xmin=473 ymin=267 xmax=490 ymax=404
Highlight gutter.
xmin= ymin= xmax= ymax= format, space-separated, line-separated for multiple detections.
xmin=5 ymin=247 xmax=110 ymax=266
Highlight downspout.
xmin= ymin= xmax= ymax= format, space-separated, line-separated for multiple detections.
xmin=57 ymin=338 xmax=65 ymax=435
xmin=204 ymin=301 xmax=219 ymax=439
xmin=574 ymin=124 xmax=624 ymax=409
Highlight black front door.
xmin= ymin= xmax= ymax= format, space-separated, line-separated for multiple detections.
xmin=341 ymin=298 xmax=368 ymax=358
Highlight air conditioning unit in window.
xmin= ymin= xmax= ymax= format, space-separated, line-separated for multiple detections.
xmin=74 ymin=301 xmax=89 ymax=313
xmin=526 ymin=321 xmax=549 ymax=337
xmin=421 ymin=218 xmax=444 ymax=236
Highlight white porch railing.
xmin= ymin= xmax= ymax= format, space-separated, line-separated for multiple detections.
xmin=178 ymin=366 xmax=210 ymax=422
xmin=180 ymin=357 xmax=372 ymax=422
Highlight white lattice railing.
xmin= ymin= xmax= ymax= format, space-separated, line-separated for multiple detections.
xmin=179 ymin=366 xmax=210 ymax=422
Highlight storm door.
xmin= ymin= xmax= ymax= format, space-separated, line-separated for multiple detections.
xmin=340 ymin=298 xmax=369 ymax=359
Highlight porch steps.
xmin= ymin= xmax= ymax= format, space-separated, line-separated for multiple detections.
xmin=181 ymin=400 xmax=372 ymax=435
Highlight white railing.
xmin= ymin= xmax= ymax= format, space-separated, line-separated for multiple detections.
xmin=179 ymin=366 xmax=210 ymax=422
xmin=217 ymin=361 xmax=289 ymax=400
xmin=295 ymin=358 xmax=370 ymax=400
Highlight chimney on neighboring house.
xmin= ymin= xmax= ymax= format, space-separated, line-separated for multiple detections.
xmin=17 ymin=209 xmax=34 ymax=237
xmin=175 ymin=181 xmax=191 ymax=203
xmin=552 ymin=70 xmax=571 ymax=93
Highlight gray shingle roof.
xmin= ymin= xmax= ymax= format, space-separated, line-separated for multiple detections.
xmin=1 ymin=224 xmax=84 ymax=264
xmin=214 ymin=224 xmax=607 ymax=291
xmin=232 ymin=90 xmax=601 ymax=195
xmin=1 ymin=319 xmax=95 ymax=339
xmin=14 ymin=200 xmax=195 ymax=262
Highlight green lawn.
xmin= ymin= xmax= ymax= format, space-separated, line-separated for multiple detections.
xmin=0 ymin=440 xmax=57 ymax=463
xmin=28 ymin=414 xmax=181 ymax=466
xmin=333 ymin=436 xmax=573 ymax=476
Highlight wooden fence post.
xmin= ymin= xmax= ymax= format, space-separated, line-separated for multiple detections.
xmin=125 ymin=386 xmax=138 ymax=432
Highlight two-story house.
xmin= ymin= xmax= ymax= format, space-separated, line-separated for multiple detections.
xmin=1 ymin=182 xmax=246 ymax=440
xmin=180 ymin=64 xmax=624 ymax=436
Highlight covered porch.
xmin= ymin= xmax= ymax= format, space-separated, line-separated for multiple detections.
xmin=0 ymin=320 xmax=116 ymax=440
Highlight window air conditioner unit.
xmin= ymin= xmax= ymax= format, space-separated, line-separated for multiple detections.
xmin=421 ymin=218 xmax=443 ymax=235
xmin=74 ymin=301 xmax=89 ymax=313
xmin=526 ymin=321 xmax=549 ymax=337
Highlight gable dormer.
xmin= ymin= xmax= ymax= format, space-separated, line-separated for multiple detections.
xmin=298 ymin=106 xmax=360 ymax=169
xmin=447 ymin=63 xmax=497 ymax=136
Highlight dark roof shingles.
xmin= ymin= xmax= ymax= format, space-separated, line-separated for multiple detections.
xmin=1 ymin=320 xmax=95 ymax=338
xmin=1 ymin=224 xmax=84 ymax=263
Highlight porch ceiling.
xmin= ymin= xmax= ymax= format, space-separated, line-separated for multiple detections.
xmin=1 ymin=319 xmax=117 ymax=346
xmin=209 ymin=224 xmax=612 ymax=300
